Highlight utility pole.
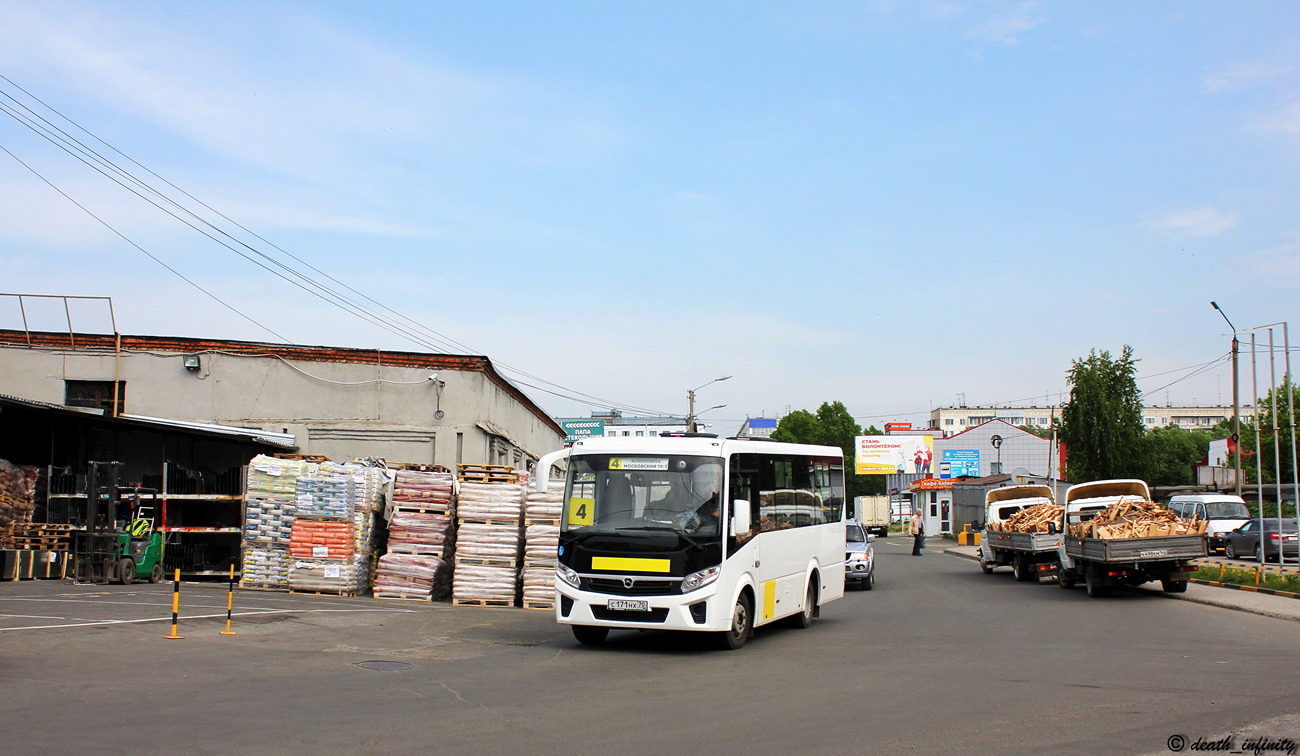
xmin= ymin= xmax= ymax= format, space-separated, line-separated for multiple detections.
xmin=1212 ymin=302 xmax=1242 ymax=496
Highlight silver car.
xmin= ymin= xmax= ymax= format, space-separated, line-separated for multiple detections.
xmin=845 ymin=519 xmax=876 ymax=590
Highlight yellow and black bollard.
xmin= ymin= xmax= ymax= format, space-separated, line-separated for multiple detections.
xmin=164 ymin=568 xmax=184 ymax=640
xmin=220 ymin=564 xmax=237 ymax=636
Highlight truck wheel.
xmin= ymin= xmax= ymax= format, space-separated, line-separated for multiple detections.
xmin=1058 ymin=569 xmax=1075 ymax=590
xmin=1013 ymin=554 xmax=1031 ymax=582
xmin=117 ymin=558 xmax=136 ymax=585
xmin=979 ymin=559 xmax=994 ymax=575
xmin=717 ymin=593 xmax=753 ymax=650
xmin=1161 ymin=579 xmax=1188 ymax=593
xmin=1085 ymin=564 xmax=1109 ymax=598
xmin=571 ymin=625 xmax=609 ymax=645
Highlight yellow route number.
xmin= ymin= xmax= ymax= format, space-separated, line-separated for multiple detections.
xmin=568 ymin=496 xmax=595 ymax=526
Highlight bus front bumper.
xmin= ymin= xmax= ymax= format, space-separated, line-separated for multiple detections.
xmin=555 ymin=581 xmax=726 ymax=632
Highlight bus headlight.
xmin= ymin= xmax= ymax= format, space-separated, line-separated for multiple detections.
xmin=557 ymin=564 xmax=580 ymax=589
xmin=680 ymin=565 xmax=720 ymax=593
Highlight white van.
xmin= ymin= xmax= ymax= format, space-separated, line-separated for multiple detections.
xmin=1167 ymin=494 xmax=1250 ymax=554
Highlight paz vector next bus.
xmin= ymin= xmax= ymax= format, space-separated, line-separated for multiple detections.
xmin=534 ymin=434 xmax=847 ymax=650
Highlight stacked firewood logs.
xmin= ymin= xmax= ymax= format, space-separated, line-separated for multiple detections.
xmin=1067 ymin=499 xmax=1207 ymax=539
xmin=987 ymin=502 xmax=1063 ymax=533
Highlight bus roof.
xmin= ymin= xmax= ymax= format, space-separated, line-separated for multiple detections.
xmin=567 ymin=435 xmax=843 ymax=459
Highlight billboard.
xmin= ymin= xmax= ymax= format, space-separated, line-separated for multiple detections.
xmin=855 ymin=435 xmax=934 ymax=475
xmin=942 ymin=450 xmax=980 ymax=478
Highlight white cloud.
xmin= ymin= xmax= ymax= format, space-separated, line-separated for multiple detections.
xmin=1205 ymin=60 xmax=1293 ymax=94
xmin=1247 ymin=234 xmax=1300 ymax=285
xmin=966 ymin=2 xmax=1045 ymax=46
xmin=1144 ymin=207 xmax=1238 ymax=238
xmin=1250 ymin=100 xmax=1300 ymax=146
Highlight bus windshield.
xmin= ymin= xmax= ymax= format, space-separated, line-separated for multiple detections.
xmin=563 ymin=454 xmax=723 ymax=538
xmin=1205 ymin=501 xmax=1250 ymax=519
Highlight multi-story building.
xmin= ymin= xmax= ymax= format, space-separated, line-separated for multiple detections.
xmin=928 ymin=404 xmax=1254 ymax=437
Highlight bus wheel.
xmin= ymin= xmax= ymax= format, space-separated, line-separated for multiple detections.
xmin=791 ymin=580 xmax=817 ymax=629
xmin=571 ymin=625 xmax=609 ymax=645
xmin=717 ymin=594 xmax=753 ymax=650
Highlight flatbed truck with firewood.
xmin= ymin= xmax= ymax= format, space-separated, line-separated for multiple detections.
xmin=1055 ymin=479 xmax=1206 ymax=598
xmin=978 ymin=485 xmax=1062 ymax=582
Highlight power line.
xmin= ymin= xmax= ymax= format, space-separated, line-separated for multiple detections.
xmin=0 ymin=75 xmax=667 ymax=417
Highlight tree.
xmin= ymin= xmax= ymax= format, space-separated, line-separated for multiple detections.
xmin=1059 ymin=346 xmax=1147 ymax=482
xmin=1144 ymin=425 xmax=1213 ymax=487
xmin=773 ymin=401 xmax=883 ymax=497
xmin=1237 ymin=377 xmax=1300 ymax=486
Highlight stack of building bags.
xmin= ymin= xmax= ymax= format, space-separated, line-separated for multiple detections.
xmin=0 ymin=459 xmax=38 ymax=549
xmin=289 ymin=463 xmax=370 ymax=595
xmin=520 ymin=480 xmax=563 ymax=608
xmin=241 ymin=456 xmax=311 ymax=589
xmin=452 ymin=480 xmax=524 ymax=604
xmin=373 ymin=470 xmax=456 ymax=600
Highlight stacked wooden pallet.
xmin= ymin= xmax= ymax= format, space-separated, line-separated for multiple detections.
xmin=987 ymin=503 xmax=1063 ymax=533
xmin=8 ymin=523 xmax=73 ymax=551
xmin=374 ymin=470 xmax=456 ymax=600
xmin=520 ymin=481 xmax=563 ymax=609
xmin=457 ymin=464 xmax=520 ymax=484
xmin=452 ymin=481 xmax=524 ymax=606
xmin=1067 ymin=499 xmax=1208 ymax=539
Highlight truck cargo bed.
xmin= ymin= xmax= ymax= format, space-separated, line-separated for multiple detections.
xmin=1065 ymin=534 xmax=1206 ymax=563
xmin=986 ymin=531 xmax=1060 ymax=552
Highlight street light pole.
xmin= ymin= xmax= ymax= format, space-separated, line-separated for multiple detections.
xmin=687 ymin=375 xmax=731 ymax=433
xmin=1212 ymin=302 xmax=1242 ymax=496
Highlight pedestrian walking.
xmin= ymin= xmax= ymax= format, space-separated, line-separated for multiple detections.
xmin=910 ymin=508 xmax=925 ymax=555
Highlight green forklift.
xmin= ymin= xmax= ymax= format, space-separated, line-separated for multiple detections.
xmin=72 ymin=461 xmax=167 ymax=585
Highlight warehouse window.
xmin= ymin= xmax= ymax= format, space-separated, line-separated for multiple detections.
xmin=65 ymin=380 xmax=125 ymax=414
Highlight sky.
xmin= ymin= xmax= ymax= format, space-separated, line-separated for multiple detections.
xmin=1 ymin=1 xmax=1297 ymax=434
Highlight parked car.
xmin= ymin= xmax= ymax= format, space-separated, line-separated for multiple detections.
xmin=846 ymin=519 xmax=876 ymax=590
xmin=1167 ymin=494 xmax=1251 ymax=554
xmin=1223 ymin=520 xmax=1300 ymax=562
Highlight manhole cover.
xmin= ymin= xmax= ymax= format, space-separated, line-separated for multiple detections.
xmin=356 ymin=661 xmax=414 ymax=671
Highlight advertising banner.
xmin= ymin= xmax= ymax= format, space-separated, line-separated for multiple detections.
xmin=855 ymin=435 xmax=934 ymax=475
xmin=942 ymin=450 xmax=980 ymax=478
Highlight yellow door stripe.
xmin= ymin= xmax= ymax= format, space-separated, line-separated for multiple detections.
xmin=763 ymin=580 xmax=776 ymax=620
xmin=591 ymin=556 xmax=672 ymax=573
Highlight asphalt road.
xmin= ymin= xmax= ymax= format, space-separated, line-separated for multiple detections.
xmin=3 ymin=540 xmax=1300 ymax=755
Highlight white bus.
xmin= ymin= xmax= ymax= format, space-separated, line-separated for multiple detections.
xmin=534 ymin=434 xmax=847 ymax=650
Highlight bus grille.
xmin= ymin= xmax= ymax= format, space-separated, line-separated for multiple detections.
xmin=581 ymin=577 xmax=681 ymax=596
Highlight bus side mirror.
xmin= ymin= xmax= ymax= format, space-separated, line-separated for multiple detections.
xmin=732 ymin=499 xmax=751 ymax=537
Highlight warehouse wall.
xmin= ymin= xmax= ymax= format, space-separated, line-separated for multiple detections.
xmin=0 ymin=333 xmax=564 ymax=472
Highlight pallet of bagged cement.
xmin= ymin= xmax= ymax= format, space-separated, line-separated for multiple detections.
xmin=451 ymin=562 xmax=517 ymax=606
xmin=520 ymin=523 xmax=559 ymax=609
xmin=288 ymin=556 xmax=367 ymax=596
xmin=329 ymin=462 xmax=390 ymax=514
xmin=240 ymin=543 xmax=292 ymax=590
xmin=246 ymin=455 xmax=316 ymax=499
xmin=385 ymin=512 xmax=454 ymax=556
xmin=392 ymin=469 xmax=455 ymax=515
xmin=373 ymin=553 xmax=451 ymax=600
xmin=289 ymin=517 xmax=354 ymax=560
xmin=524 ymin=482 xmax=564 ymax=524
xmin=243 ymin=496 xmax=296 ymax=544
xmin=454 ymin=521 xmax=521 ymax=565
xmin=294 ymin=472 xmax=353 ymax=518
xmin=0 ymin=460 xmax=38 ymax=548
xmin=457 ymin=481 xmax=524 ymax=521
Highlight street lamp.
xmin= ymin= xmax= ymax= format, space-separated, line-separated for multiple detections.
xmin=1211 ymin=301 xmax=1242 ymax=496
xmin=687 ymin=375 xmax=731 ymax=433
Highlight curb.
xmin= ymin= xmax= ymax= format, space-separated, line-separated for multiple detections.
xmin=1188 ymin=578 xmax=1300 ymax=600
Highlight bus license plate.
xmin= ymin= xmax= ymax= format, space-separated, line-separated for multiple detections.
xmin=608 ymin=599 xmax=649 ymax=612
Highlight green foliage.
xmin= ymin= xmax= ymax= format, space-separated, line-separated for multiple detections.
xmin=1060 ymin=346 xmax=1147 ymax=482
xmin=1143 ymin=425 xmax=1213 ymax=486
xmin=1018 ymin=424 xmax=1053 ymax=439
xmin=1236 ymin=377 xmax=1300 ymax=485
xmin=773 ymin=402 xmax=884 ymax=498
